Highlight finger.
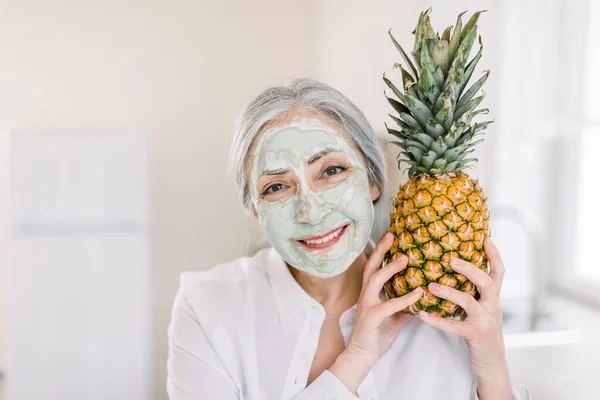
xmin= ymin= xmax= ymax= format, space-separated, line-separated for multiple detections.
xmin=417 ymin=310 xmax=470 ymax=336
xmin=362 ymin=232 xmax=394 ymax=286
xmin=372 ymin=287 xmax=423 ymax=323
xmin=450 ymin=258 xmax=496 ymax=300
xmin=363 ymin=255 xmax=408 ymax=304
xmin=427 ymin=282 xmax=485 ymax=319
xmin=484 ymin=237 xmax=505 ymax=294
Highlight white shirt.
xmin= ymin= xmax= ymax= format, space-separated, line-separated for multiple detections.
xmin=167 ymin=241 xmax=531 ymax=400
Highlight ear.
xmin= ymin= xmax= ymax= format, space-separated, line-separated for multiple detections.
xmin=369 ymin=184 xmax=381 ymax=203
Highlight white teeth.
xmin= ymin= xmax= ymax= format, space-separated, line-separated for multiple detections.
xmin=303 ymin=226 xmax=345 ymax=245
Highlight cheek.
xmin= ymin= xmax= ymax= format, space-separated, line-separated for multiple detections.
xmin=256 ymin=200 xmax=299 ymax=238
xmin=319 ymin=171 xmax=372 ymax=216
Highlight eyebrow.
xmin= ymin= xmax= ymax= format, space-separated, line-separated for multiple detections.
xmin=258 ymin=148 xmax=339 ymax=177
xmin=307 ymin=148 xmax=337 ymax=165
xmin=260 ymin=167 xmax=289 ymax=176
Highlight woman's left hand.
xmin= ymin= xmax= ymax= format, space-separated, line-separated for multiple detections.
xmin=417 ymin=237 xmax=513 ymax=398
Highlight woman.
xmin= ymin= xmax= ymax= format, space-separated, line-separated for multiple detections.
xmin=167 ymin=78 xmax=531 ymax=399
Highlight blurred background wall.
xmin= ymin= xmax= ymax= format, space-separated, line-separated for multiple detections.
xmin=0 ymin=0 xmax=598 ymax=399
xmin=0 ymin=1 xmax=314 ymax=398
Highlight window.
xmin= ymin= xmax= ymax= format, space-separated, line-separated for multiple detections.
xmin=572 ymin=0 xmax=600 ymax=287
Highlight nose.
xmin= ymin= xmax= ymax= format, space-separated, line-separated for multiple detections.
xmin=294 ymin=189 xmax=332 ymax=225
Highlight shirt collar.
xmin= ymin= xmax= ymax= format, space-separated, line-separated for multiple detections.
xmin=266 ymin=238 xmax=377 ymax=324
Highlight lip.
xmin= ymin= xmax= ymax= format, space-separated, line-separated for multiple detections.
xmin=297 ymin=222 xmax=350 ymax=241
xmin=294 ymin=223 xmax=350 ymax=251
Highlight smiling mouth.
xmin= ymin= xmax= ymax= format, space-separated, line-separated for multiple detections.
xmin=295 ymin=223 xmax=350 ymax=250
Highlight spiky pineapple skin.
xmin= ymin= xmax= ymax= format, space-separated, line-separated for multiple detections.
xmin=383 ymin=172 xmax=490 ymax=318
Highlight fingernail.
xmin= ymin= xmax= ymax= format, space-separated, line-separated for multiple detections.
xmin=450 ymin=258 xmax=462 ymax=267
xmin=418 ymin=310 xmax=430 ymax=318
xmin=429 ymin=282 xmax=440 ymax=291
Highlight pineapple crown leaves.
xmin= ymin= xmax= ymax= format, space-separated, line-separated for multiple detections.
xmin=384 ymin=9 xmax=493 ymax=177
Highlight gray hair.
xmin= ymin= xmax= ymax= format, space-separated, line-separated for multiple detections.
xmin=229 ymin=78 xmax=388 ymax=214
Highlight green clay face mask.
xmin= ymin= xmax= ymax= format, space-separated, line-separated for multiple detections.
xmin=249 ymin=117 xmax=375 ymax=278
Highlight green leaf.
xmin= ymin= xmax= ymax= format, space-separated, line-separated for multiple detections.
xmin=419 ymin=67 xmax=441 ymax=104
xmin=411 ymin=85 xmax=430 ymax=105
xmin=430 ymin=39 xmax=450 ymax=73
xmin=412 ymin=132 xmax=435 ymax=147
xmin=385 ymin=123 xmax=408 ymax=140
xmin=441 ymin=26 xmax=452 ymax=42
xmin=386 ymin=140 xmax=404 ymax=149
xmin=456 ymin=130 xmax=485 ymax=147
xmin=443 ymin=121 xmax=464 ymax=148
xmin=392 ymin=112 xmax=422 ymax=131
xmin=407 ymin=139 xmax=429 ymax=152
xmin=448 ymin=26 xmax=478 ymax=98
xmin=433 ymin=67 xmax=445 ymax=88
xmin=471 ymin=108 xmax=489 ymax=118
xmin=401 ymin=151 xmax=416 ymax=162
xmin=430 ymin=137 xmax=448 ymax=155
xmin=389 ymin=30 xmax=419 ymax=81
xmin=405 ymin=94 xmax=434 ymax=129
xmin=425 ymin=117 xmax=445 ymax=138
xmin=420 ymin=38 xmax=436 ymax=72
xmin=463 ymin=138 xmax=485 ymax=150
xmin=408 ymin=165 xmax=418 ymax=177
xmin=457 ymin=44 xmax=483 ymax=98
xmin=457 ymin=158 xmax=478 ymax=169
xmin=461 ymin=11 xmax=486 ymax=42
xmin=423 ymin=11 xmax=437 ymax=40
xmin=421 ymin=150 xmax=438 ymax=168
xmin=400 ymin=65 xmax=416 ymax=90
xmin=432 ymin=158 xmax=448 ymax=169
xmin=386 ymin=95 xmax=410 ymax=115
xmin=383 ymin=73 xmax=406 ymax=103
xmin=449 ymin=11 xmax=467 ymax=61
xmin=408 ymin=146 xmax=424 ymax=162
xmin=454 ymin=94 xmax=485 ymax=121
xmin=445 ymin=161 xmax=460 ymax=171
xmin=455 ymin=120 xmax=492 ymax=146
xmin=419 ymin=62 xmax=434 ymax=94
xmin=457 ymin=70 xmax=489 ymax=111
xmin=389 ymin=114 xmax=410 ymax=131
xmin=412 ymin=11 xmax=426 ymax=66
xmin=441 ymin=147 xmax=463 ymax=163
xmin=434 ymin=95 xmax=455 ymax=131
xmin=468 ymin=120 xmax=493 ymax=137
xmin=419 ymin=38 xmax=443 ymax=104
xmin=434 ymin=75 xmax=457 ymax=115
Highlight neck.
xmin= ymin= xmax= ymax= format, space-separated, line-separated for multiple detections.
xmin=288 ymin=251 xmax=368 ymax=313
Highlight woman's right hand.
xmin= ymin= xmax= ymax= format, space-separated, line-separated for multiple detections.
xmin=329 ymin=232 xmax=423 ymax=394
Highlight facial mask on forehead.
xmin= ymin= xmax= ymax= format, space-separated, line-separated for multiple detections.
xmin=249 ymin=117 xmax=374 ymax=278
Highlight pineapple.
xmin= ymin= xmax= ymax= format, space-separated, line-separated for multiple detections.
xmin=382 ymin=9 xmax=493 ymax=318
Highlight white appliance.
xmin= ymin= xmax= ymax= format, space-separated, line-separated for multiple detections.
xmin=0 ymin=133 xmax=151 ymax=400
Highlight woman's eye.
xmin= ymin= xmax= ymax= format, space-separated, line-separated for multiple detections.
xmin=264 ymin=183 xmax=286 ymax=195
xmin=323 ymin=166 xmax=347 ymax=177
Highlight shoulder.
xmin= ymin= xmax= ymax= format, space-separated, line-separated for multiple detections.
xmin=174 ymin=246 xmax=275 ymax=323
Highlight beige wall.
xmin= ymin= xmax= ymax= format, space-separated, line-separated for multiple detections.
xmin=0 ymin=1 xmax=539 ymax=399
xmin=0 ymin=1 xmax=314 ymax=399
xmin=0 ymin=135 xmax=8 ymax=400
